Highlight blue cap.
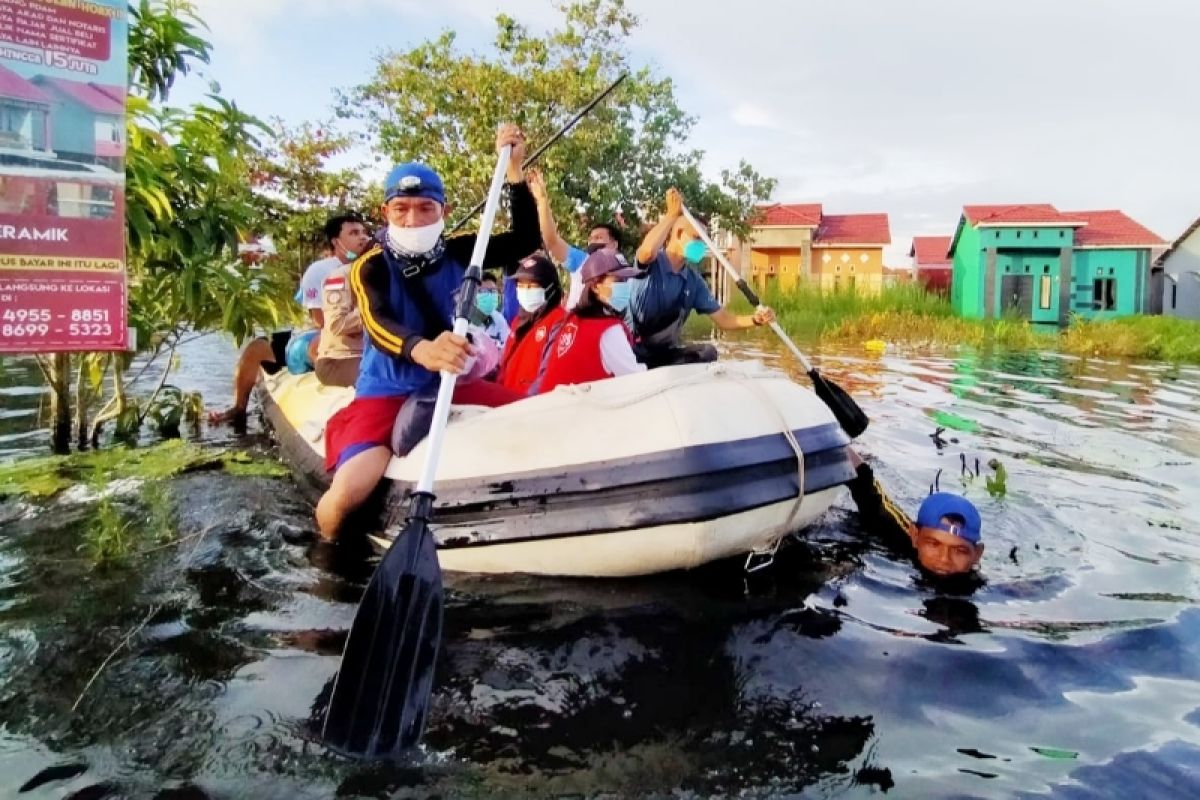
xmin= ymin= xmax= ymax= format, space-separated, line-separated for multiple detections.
xmin=916 ymin=493 xmax=982 ymax=544
xmin=384 ymin=162 xmax=445 ymax=205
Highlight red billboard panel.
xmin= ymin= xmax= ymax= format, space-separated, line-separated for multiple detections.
xmin=0 ymin=0 xmax=126 ymax=353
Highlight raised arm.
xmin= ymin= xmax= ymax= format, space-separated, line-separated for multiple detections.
xmin=527 ymin=168 xmax=570 ymax=264
xmin=636 ymin=187 xmax=683 ymax=265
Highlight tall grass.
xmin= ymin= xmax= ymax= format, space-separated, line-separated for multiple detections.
xmin=707 ymin=281 xmax=1200 ymax=364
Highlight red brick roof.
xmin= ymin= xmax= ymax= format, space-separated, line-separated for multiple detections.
xmin=752 ymin=203 xmax=823 ymax=227
xmin=813 ymin=213 xmax=891 ymax=246
xmin=909 ymin=235 xmax=953 ymax=264
xmin=1067 ymin=210 xmax=1167 ymax=248
xmin=0 ymin=64 xmax=49 ymax=104
xmin=33 ymin=76 xmax=124 ymax=115
xmin=963 ymin=204 xmax=1087 ymax=226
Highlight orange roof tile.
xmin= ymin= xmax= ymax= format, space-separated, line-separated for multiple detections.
xmin=1067 ymin=210 xmax=1167 ymax=248
xmin=814 ymin=213 xmax=891 ymax=246
xmin=962 ymin=204 xmax=1087 ymax=226
xmin=909 ymin=235 xmax=953 ymax=264
xmin=752 ymin=203 xmax=823 ymax=227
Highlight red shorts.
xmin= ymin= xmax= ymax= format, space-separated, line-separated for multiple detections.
xmin=324 ymin=380 xmax=523 ymax=472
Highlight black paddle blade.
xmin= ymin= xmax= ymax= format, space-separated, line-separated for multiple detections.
xmin=808 ymin=368 xmax=869 ymax=439
xmin=322 ymin=517 xmax=444 ymax=759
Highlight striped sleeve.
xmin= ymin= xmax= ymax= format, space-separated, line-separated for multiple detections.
xmin=847 ymin=463 xmax=915 ymax=545
xmin=349 ymin=247 xmax=424 ymax=361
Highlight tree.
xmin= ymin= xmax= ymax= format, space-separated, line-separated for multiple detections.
xmin=338 ymin=0 xmax=775 ymax=246
xmin=247 ymin=120 xmax=380 ymax=283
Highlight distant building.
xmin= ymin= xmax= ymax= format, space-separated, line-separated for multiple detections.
xmin=812 ymin=213 xmax=891 ymax=295
xmin=948 ymin=204 xmax=1165 ymax=324
xmin=1155 ymin=216 xmax=1200 ymax=320
xmin=883 ymin=266 xmax=913 ymax=288
xmin=731 ymin=204 xmax=891 ymax=295
xmin=909 ymin=235 xmax=953 ymax=294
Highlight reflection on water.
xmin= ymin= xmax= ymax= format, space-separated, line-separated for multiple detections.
xmin=1 ymin=334 xmax=1199 ymax=798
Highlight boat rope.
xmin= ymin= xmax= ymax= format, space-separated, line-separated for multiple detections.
xmin=727 ymin=368 xmax=807 ymax=536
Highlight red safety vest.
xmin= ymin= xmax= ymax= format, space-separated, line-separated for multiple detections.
xmin=497 ymin=304 xmax=567 ymax=394
xmin=536 ymin=314 xmax=628 ymax=394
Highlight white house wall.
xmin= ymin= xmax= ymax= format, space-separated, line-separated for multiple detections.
xmin=1163 ymin=226 xmax=1200 ymax=320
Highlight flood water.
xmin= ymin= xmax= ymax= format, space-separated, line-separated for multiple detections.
xmin=2 ymin=335 xmax=1199 ymax=798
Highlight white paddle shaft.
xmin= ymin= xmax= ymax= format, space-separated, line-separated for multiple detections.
xmin=415 ymin=145 xmax=512 ymax=494
xmin=680 ymin=205 xmax=815 ymax=374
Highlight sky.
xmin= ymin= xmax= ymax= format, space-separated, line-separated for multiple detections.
xmin=179 ymin=0 xmax=1200 ymax=265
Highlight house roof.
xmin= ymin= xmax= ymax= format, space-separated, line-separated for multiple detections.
xmin=1067 ymin=210 xmax=1166 ymax=248
xmin=752 ymin=203 xmax=824 ymax=227
xmin=813 ymin=213 xmax=891 ymax=246
xmin=0 ymin=64 xmax=50 ymax=105
xmin=32 ymin=76 xmax=124 ymax=115
xmin=962 ymin=204 xmax=1088 ymax=227
xmin=909 ymin=235 xmax=953 ymax=263
xmin=1155 ymin=215 xmax=1200 ymax=266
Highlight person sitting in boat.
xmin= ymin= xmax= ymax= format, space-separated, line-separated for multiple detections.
xmin=846 ymin=449 xmax=985 ymax=578
xmin=532 ymin=249 xmax=647 ymax=394
xmin=315 ymin=125 xmax=537 ymax=542
xmin=526 ymin=168 xmax=624 ymax=312
xmin=630 ymin=188 xmax=776 ymax=369
xmin=315 ymin=259 xmax=367 ymax=388
xmin=209 ymin=213 xmax=371 ymax=425
xmin=495 ymin=252 xmax=566 ymax=395
xmin=470 ymin=271 xmax=510 ymax=350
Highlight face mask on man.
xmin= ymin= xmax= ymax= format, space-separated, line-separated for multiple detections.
xmin=387 ymin=218 xmax=444 ymax=255
xmin=516 ymin=286 xmax=547 ymax=312
xmin=476 ymin=291 xmax=499 ymax=316
xmin=605 ymin=281 xmax=632 ymax=313
xmin=587 ymin=242 xmax=608 ymax=255
xmin=682 ymin=239 xmax=707 ymax=264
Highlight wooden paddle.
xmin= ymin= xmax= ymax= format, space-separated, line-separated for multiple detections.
xmin=322 ymin=145 xmax=514 ymax=759
xmin=681 ymin=205 xmax=869 ymax=439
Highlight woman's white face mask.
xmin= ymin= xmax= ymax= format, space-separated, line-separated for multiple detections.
xmin=387 ymin=218 xmax=444 ymax=254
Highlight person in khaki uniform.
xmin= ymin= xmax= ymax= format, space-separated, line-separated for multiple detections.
xmin=316 ymin=261 xmax=364 ymax=387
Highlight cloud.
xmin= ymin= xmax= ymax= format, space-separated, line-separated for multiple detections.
xmin=730 ymin=102 xmax=777 ymax=130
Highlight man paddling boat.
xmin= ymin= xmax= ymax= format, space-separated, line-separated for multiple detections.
xmin=630 ymin=188 xmax=777 ymax=368
xmin=315 ymin=124 xmax=538 ymax=541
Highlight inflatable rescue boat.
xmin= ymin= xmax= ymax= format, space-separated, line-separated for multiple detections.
xmin=258 ymin=361 xmax=856 ymax=577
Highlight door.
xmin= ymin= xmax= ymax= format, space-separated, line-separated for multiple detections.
xmin=1000 ymin=275 xmax=1033 ymax=319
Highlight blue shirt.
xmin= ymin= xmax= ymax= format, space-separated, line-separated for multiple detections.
xmin=627 ymin=250 xmax=721 ymax=339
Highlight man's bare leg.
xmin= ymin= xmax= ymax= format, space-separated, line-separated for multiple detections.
xmin=208 ymin=338 xmax=276 ymax=424
xmin=316 ymin=446 xmax=392 ymax=541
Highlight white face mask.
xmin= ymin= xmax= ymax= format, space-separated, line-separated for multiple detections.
xmin=387 ymin=218 xmax=444 ymax=255
xmin=516 ymin=287 xmax=546 ymax=312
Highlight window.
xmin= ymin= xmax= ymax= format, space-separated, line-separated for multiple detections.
xmin=1044 ymin=264 xmax=1050 ymax=273
xmin=1039 ymin=275 xmax=1053 ymax=309
xmin=1059 ymin=230 xmax=1065 ymax=238
xmin=1033 ymin=230 xmax=1039 ymax=239
xmin=1016 ymin=231 xmax=1022 ymax=239
xmin=1172 ymin=283 xmax=1178 ymax=309
xmin=1024 ymin=265 xmax=1030 ymax=273
xmin=1093 ymin=278 xmax=1116 ymax=311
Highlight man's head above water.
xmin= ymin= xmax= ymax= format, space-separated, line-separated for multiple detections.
xmin=910 ymin=493 xmax=984 ymax=576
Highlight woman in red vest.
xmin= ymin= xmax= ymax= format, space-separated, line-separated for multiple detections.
xmin=496 ymin=252 xmax=566 ymax=394
xmin=534 ymin=250 xmax=647 ymax=394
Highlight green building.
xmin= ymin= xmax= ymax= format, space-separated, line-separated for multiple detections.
xmin=948 ymin=205 xmax=1166 ymax=324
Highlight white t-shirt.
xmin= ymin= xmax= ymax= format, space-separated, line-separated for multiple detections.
xmin=599 ymin=325 xmax=647 ymax=377
xmin=298 ymin=256 xmax=342 ymax=311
